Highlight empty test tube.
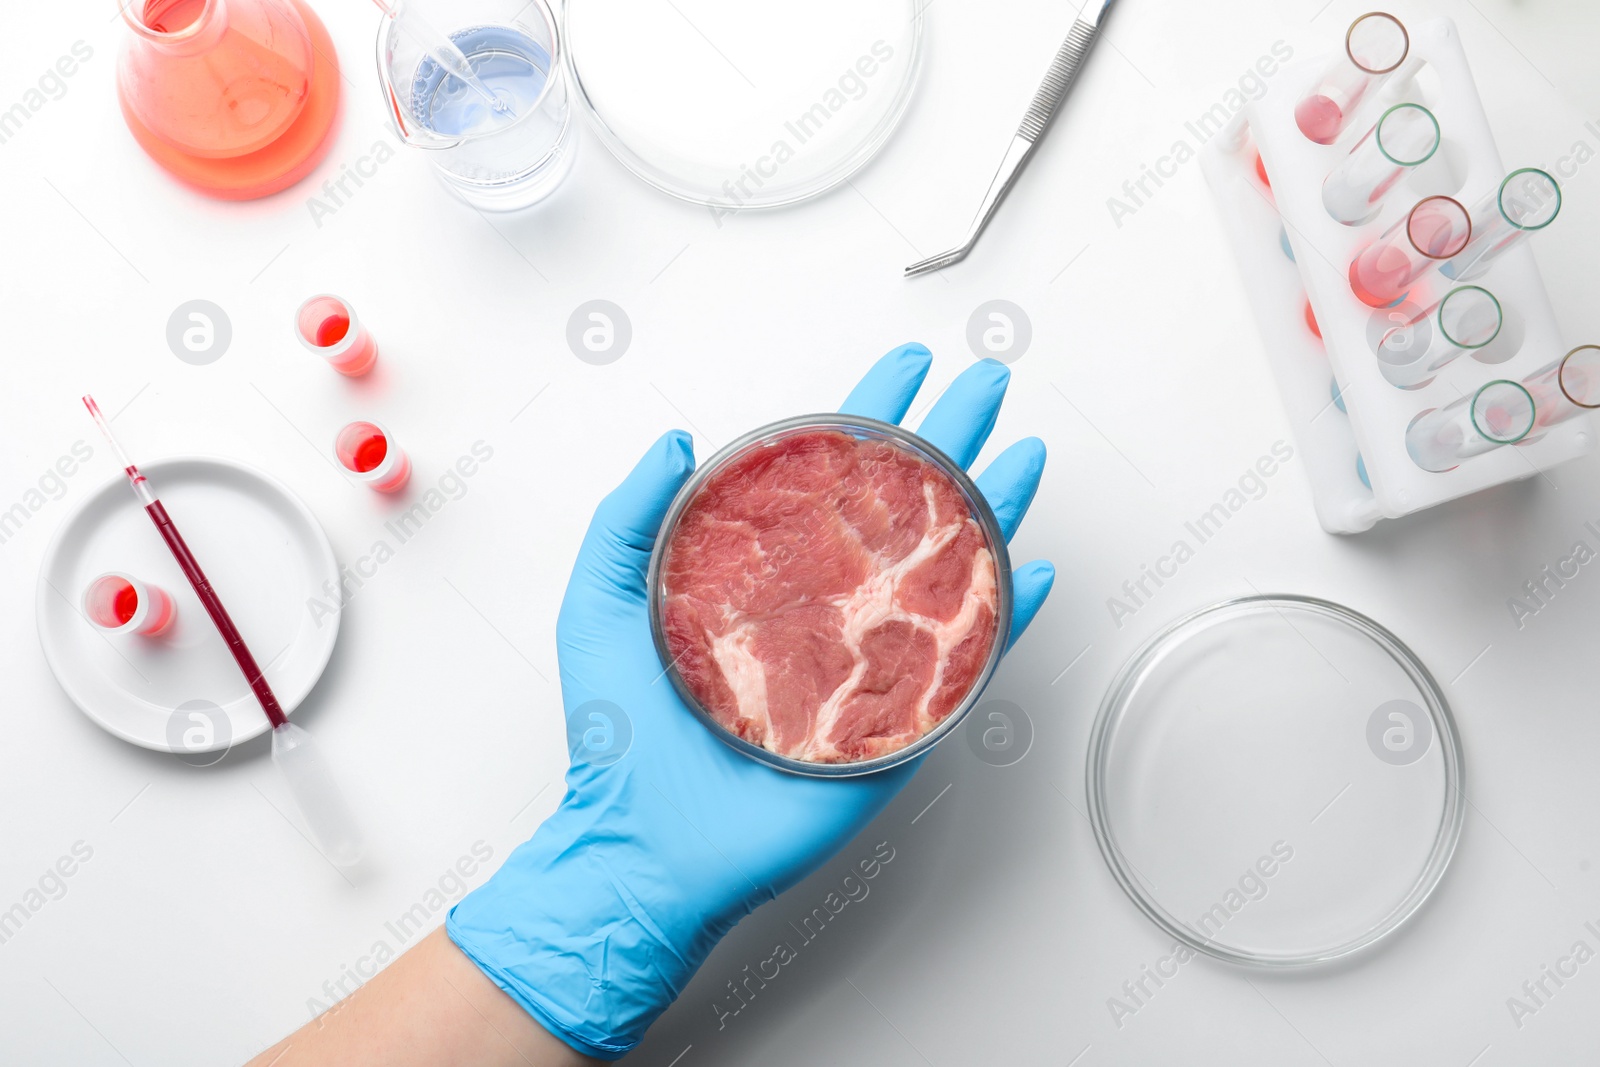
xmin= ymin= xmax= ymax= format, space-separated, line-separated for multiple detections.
xmin=1296 ymin=13 xmax=1410 ymax=145
xmin=335 ymin=421 xmax=410 ymax=492
xmin=1349 ymin=195 xmax=1472 ymax=308
xmin=84 ymin=572 xmax=176 ymax=636
xmin=1442 ymin=168 xmax=1561 ymax=281
xmin=1323 ymin=103 xmax=1440 ymax=225
xmin=297 ymin=295 xmax=379 ymax=377
xmin=1523 ymin=346 xmax=1600 ymax=432
xmin=1406 ymin=380 xmax=1535 ymax=471
xmin=1376 ymin=285 xmax=1502 ymax=389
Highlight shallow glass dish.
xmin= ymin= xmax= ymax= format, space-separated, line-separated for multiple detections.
xmin=1086 ymin=595 xmax=1465 ymax=966
xmin=648 ymin=415 xmax=1011 ymax=777
xmin=565 ymin=0 xmax=924 ymax=209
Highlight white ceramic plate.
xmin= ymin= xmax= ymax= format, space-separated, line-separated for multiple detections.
xmin=36 ymin=457 xmax=340 ymax=752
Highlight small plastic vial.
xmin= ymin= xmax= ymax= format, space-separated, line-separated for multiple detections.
xmin=296 ymin=295 xmax=378 ymax=376
xmin=335 ymin=421 xmax=410 ymax=492
xmin=84 ymin=572 xmax=176 ymax=636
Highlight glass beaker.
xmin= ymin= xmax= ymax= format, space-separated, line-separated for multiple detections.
xmin=116 ymin=0 xmax=342 ymax=200
xmin=375 ymin=0 xmax=573 ymax=211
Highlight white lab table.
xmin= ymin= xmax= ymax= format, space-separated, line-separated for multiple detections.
xmin=3 ymin=0 xmax=1599 ymax=1063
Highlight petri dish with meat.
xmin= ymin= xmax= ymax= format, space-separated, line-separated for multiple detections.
xmin=649 ymin=415 xmax=1012 ymax=776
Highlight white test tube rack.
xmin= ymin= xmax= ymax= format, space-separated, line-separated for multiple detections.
xmin=1201 ymin=16 xmax=1591 ymax=534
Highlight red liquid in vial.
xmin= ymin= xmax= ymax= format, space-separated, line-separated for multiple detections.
xmin=86 ymin=573 xmax=173 ymax=635
xmin=1295 ymin=95 xmax=1343 ymax=145
xmin=299 ymin=296 xmax=377 ymax=376
xmin=1253 ymin=152 xmax=1270 ymax=189
xmin=336 ymin=422 xmax=408 ymax=491
xmin=113 ymin=581 xmax=141 ymax=625
xmin=315 ymin=312 xmax=351 ymax=347
xmin=351 ymin=432 xmax=388 ymax=473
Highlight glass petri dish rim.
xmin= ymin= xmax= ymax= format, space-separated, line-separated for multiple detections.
xmin=1084 ymin=593 xmax=1466 ymax=968
xmin=646 ymin=413 xmax=1012 ymax=777
xmin=561 ymin=0 xmax=927 ymax=209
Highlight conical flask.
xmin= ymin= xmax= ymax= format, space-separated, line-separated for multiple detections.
xmin=116 ymin=0 xmax=342 ymax=199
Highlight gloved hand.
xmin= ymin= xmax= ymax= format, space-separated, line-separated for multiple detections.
xmin=448 ymin=344 xmax=1055 ymax=1058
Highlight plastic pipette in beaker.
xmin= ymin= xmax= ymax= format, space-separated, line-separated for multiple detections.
xmin=370 ymin=0 xmax=516 ymax=120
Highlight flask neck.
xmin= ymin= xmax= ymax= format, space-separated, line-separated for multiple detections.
xmin=121 ymin=0 xmax=229 ymax=55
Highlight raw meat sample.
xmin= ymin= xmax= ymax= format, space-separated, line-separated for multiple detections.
xmin=661 ymin=430 xmax=1000 ymax=763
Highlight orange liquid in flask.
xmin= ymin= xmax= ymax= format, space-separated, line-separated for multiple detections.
xmin=116 ymin=0 xmax=342 ymax=200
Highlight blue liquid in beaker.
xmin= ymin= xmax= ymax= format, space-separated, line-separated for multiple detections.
xmin=412 ymin=26 xmax=551 ymax=137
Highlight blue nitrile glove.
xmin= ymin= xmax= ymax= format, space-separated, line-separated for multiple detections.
xmin=448 ymin=345 xmax=1055 ymax=1058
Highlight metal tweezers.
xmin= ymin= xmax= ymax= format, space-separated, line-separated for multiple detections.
xmin=905 ymin=0 xmax=1119 ymax=277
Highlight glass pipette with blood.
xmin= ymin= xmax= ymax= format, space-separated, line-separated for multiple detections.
xmin=83 ymin=396 xmax=363 ymax=866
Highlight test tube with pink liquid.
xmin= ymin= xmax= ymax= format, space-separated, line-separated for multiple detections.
xmin=1406 ymin=380 xmax=1536 ymax=472
xmin=1442 ymin=169 xmax=1562 ymax=282
xmin=297 ymin=295 xmax=378 ymax=376
xmin=1295 ymin=13 xmax=1410 ymax=145
xmin=335 ymin=421 xmax=411 ymax=492
xmin=84 ymin=572 xmax=176 ymax=636
xmin=1322 ymin=103 xmax=1440 ymax=226
xmin=1523 ymin=346 xmax=1600 ymax=434
xmin=1349 ymin=196 xmax=1472 ymax=308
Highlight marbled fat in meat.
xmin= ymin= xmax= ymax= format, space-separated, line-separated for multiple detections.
xmin=662 ymin=430 xmax=999 ymax=763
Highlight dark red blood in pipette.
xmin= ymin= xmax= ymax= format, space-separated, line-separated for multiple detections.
xmin=315 ymin=313 xmax=351 ymax=347
xmin=144 ymin=497 xmax=287 ymax=728
xmin=112 ymin=582 xmax=140 ymax=625
xmin=351 ymin=432 xmax=387 ymax=472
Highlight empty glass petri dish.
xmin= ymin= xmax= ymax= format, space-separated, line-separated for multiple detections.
xmin=1086 ymin=595 xmax=1464 ymax=966
xmin=565 ymin=0 xmax=924 ymax=209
